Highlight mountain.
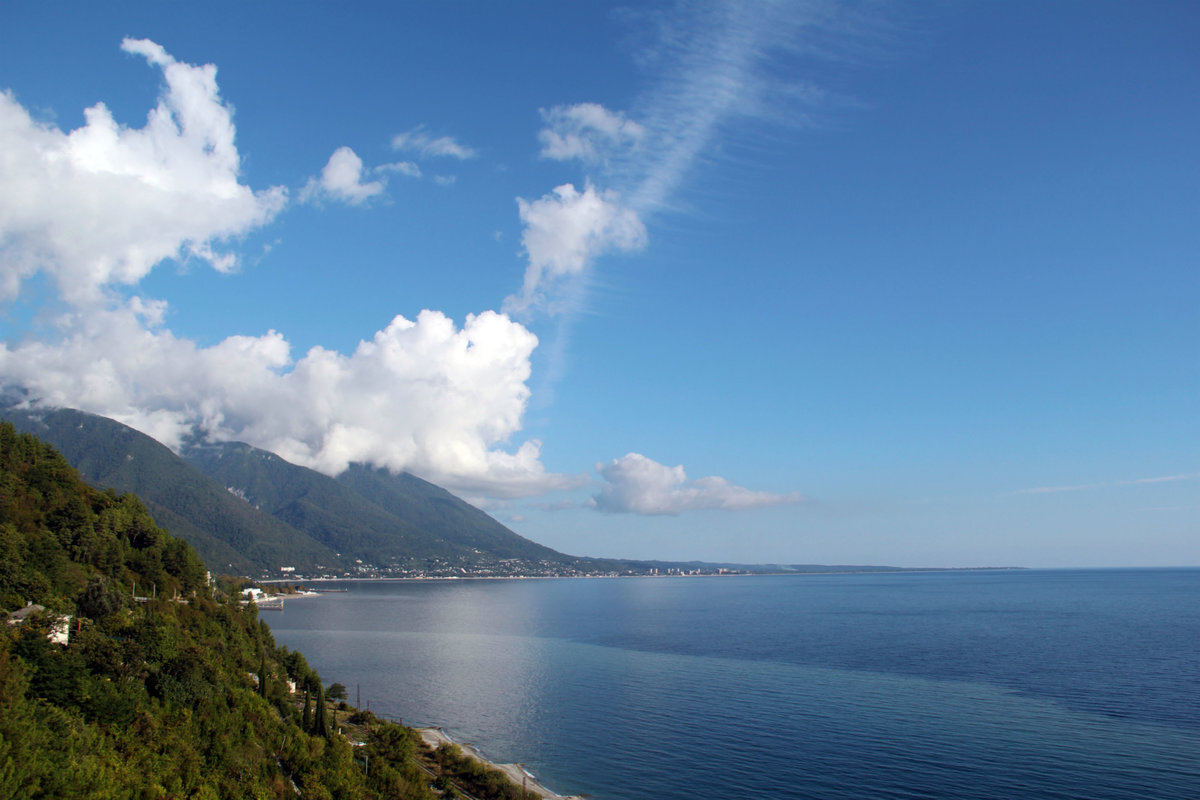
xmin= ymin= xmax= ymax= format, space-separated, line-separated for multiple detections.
xmin=336 ymin=463 xmax=567 ymax=562
xmin=181 ymin=440 xmax=566 ymax=568
xmin=2 ymin=408 xmax=341 ymax=574
xmin=2 ymin=406 xmax=602 ymax=577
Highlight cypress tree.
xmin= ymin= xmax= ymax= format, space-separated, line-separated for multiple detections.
xmin=313 ymin=683 xmax=328 ymax=738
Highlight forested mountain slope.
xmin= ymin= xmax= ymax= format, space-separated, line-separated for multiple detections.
xmin=0 ymin=422 xmax=400 ymax=797
xmin=183 ymin=441 xmax=476 ymax=566
xmin=336 ymin=464 xmax=566 ymax=563
xmin=0 ymin=421 xmax=542 ymax=799
xmin=3 ymin=407 xmax=590 ymax=575
xmin=185 ymin=440 xmax=572 ymax=566
xmin=3 ymin=408 xmax=341 ymax=573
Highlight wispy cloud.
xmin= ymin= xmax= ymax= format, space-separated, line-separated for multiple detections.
xmin=504 ymin=3 xmax=868 ymax=507
xmin=511 ymin=2 xmax=886 ymax=316
xmin=391 ymin=125 xmax=477 ymax=160
xmin=538 ymin=103 xmax=644 ymax=164
xmin=1016 ymin=473 xmax=1200 ymax=495
xmin=377 ymin=160 xmax=422 ymax=179
xmin=615 ymin=1 xmax=878 ymax=214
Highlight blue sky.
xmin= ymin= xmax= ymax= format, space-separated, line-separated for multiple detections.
xmin=1 ymin=1 xmax=1196 ymax=567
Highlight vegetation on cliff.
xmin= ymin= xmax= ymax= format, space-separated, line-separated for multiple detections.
xmin=0 ymin=422 xmax=540 ymax=799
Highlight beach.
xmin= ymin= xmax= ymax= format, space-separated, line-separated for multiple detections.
xmin=417 ymin=727 xmax=581 ymax=800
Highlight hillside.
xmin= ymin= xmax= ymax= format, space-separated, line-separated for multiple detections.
xmin=183 ymin=441 xmax=438 ymax=563
xmin=0 ymin=420 xmax=546 ymax=799
xmin=3 ymin=408 xmax=342 ymax=574
xmin=337 ymin=463 xmax=566 ymax=563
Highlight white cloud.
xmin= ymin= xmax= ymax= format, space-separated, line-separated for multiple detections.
xmin=504 ymin=183 xmax=646 ymax=315
xmin=300 ymin=146 xmax=386 ymax=205
xmin=0 ymin=302 xmax=580 ymax=497
xmin=591 ymin=452 xmax=803 ymax=515
xmin=506 ymin=6 xmax=863 ymax=314
xmin=1015 ymin=473 xmax=1200 ymax=495
xmin=612 ymin=3 xmax=870 ymax=214
xmin=0 ymin=38 xmax=286 ymax=305
xmin=538 ymin=103 xmax=644 ymax=163
xmin=377 ymin=160 xmax=422 ymax=179
xmin=391 ymin=126 xmax=476 ymax=159
xmin=0 ymin=40 xmax=577 ymax=500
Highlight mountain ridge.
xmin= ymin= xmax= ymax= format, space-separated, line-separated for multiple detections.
xmin=1 ymin=406 xmax=619 ymax=578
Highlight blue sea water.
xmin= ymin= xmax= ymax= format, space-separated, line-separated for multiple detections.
xmin=268 ymin=569 xmax=1200 ymax=799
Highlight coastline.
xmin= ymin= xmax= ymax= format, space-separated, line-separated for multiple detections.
xmin=258 ymin=565 xmax=1028 ymax=586
xmin=417 ymin=727 xmax=582 ymax=800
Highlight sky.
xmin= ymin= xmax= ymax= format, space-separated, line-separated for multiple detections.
xmin=0 ymin=1 xmax=1196 ymax=568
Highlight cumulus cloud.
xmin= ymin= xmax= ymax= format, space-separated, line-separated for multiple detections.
xmin=0 ymin=302 xmax=580 ymax=497
xmin=538 ymin=103 xmax=644 ymax=163
xmin=0 ymin=39 xmax=578 ymax=499
xmin=391 ymin=126 xmax=476 ymax=159
xmin=0 ymin=38 xmax=286 ymax=305
xmin=591 ymin=452 xmax=803 ymax=515
xmin=300 ymin=149 xmax=425 ymax=206
xmin=300 ymin=146 xmax=386 ymax=205
xmin=504 ymin=183 xmax=646 ymax=315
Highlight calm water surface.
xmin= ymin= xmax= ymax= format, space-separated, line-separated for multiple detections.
xmin=269 ymin=569 xmax=1200 ymax=799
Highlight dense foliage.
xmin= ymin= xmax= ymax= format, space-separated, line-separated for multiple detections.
xmin=0 ymin=422 xmax=540 ymax=800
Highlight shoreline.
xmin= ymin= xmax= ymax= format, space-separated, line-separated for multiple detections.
xmin=259 ymin=565 xmax=1029 ymax=585
xmin=416 ymin=727 xmax=582 ymax=800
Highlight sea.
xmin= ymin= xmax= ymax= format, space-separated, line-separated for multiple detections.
xmin=268 ymin=569 xmax=1200 ymax=800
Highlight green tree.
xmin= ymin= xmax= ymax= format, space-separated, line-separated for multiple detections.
xmin=77 ymin=574 xmax=124 ymax=619
xmin=313 ymin=682 xmax=329 ymax=738
xmin=259 ymin=649 xmax=269 ymax=699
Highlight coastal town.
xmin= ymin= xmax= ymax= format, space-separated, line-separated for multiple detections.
xmin=262 ymin=558 xmax=748 ymax=583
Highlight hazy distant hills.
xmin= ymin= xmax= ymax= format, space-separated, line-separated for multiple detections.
xmin=1 ymin=407 xmax=583 ymax=576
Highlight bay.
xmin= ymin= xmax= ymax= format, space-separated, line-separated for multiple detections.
xmin=269 ymin=569 xmax=1200 ymax=799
